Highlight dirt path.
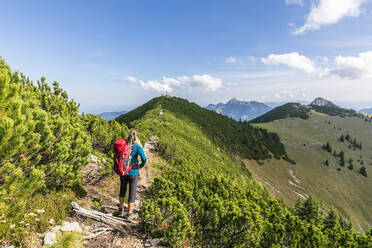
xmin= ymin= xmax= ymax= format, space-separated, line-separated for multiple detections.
xmin=63 ymin=137 xmax=162 ymax=248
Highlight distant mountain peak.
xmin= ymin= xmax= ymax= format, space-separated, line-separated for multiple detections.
xmin=310 ymin=97 xmax=339 ymax=108
xmin=206 ymin=98 xmax=272 ymax=121
xmin=227 ymin=98 xmax=240 ymax=104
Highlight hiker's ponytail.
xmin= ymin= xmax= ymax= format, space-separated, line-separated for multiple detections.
xmin=128 ymin=129 xmax=142 ymax=147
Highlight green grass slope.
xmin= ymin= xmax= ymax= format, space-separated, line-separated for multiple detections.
xmin=251 ymin=110 xmax=372 ymax=232
xmin=250 ymin=103 xmax=311 ymax=123
xmin=310 ymin=105 xmax=361 ymax=117
xmin=116 ymin=97 xmax=371 ymax=247
xmin=117 ymin=96 xmax=290 ymax=161
xmin=251 ymin=101 xmax=362 ymax=124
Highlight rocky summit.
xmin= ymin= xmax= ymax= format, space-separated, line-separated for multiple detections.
xmin=310 ymin=97 xmax=340 ymax=108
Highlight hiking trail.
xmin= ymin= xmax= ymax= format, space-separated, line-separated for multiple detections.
xmin=41 ymin=137 xmax=166 ymax=248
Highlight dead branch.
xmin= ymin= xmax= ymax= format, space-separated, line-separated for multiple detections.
xmin=71 ymin=202 xmax=135 ymax=232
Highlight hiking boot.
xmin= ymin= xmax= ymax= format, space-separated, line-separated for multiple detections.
xmin=113 ymin=208 xmax=124 ymax=217
xmin=126 ymin=212 xmax=137 ymax=220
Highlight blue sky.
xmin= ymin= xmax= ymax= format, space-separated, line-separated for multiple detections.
xmin=1 ymin=0 xmax=372 ymax=113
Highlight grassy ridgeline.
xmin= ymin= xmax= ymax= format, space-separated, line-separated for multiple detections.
xmin=116 ymin=97 xmax=372 ymax=247
xmin=117 ymin=96 xmax=290 ymax=161
xmin=250 ymin=102 xmax=311 ymax=123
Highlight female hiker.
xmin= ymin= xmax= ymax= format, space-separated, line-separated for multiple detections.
xmin=114 ymin=129 xmax=146 ymax=219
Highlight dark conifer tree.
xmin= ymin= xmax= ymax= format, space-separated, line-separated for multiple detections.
xmin=360 ymin=166 xmax=368 ymax=177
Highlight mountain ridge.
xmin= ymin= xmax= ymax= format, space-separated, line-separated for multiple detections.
xmin=116 ymin=96 xmax=290 ymax=161
xmin=205 ymin=98 xmax=272 ymax=121
xmin=251 ymin=97 xmax=362 ymax=123
xmin=310 ymin=97 xmax=340 ymax=108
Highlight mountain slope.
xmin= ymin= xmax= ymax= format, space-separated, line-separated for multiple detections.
xmin=250 ymin=103 xmax=311 ymax=123
xmin=206 ymin=98 xmax=272 ymax=121
xmin=251 ymin=111 xmax=372 ymax=231
xmin=117 ymin=96 xmax=289 ymax=161
xmin=116 ymin=96 xmax=371 ymax=247
xmin=251 ymin=98 xmax=362 ymax=124
xmin=310 ymin=97 xmax=340 ymax=108
xmin=310 ymin=97 xmax=360 ymax=117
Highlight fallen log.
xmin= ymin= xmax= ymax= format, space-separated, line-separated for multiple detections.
xmin=71 ymin=202 xmax=136 ymax=232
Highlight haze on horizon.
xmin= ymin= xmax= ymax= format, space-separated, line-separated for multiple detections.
xmin=1 ymin=0 xmax=372 ymax=113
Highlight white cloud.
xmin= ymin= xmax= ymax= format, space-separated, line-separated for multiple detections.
xmin=261 ymin=52 xmax=330 ymax=78
xmin=125 ymin=74 xmax=223 ymax=93
xmin=125 ymin=76 xmax=138 ymax=84
xmin=191 ymin=74 xmax=223 ymax=91
xmin=261 ymin=51 xmax=372 ymax=80
xmin=227 ymin=82 xmax=239 ymax=87
xmin=285 ymin=0 xmax=304 ymax=6
xmin=226 ymin=56 xmax=256 ymax=64
xmin=261 ymin=52 xmax=317 ymax=74
xmin=125 ymin=76 xmax=173 ymax=93
xmin=278 ymin=90 xmax=295 ymax=98
xmin=294 ymin=0 xmax=367 ymax=35
xmin=226 ymin=57 xmax=237 ymax=63
xmin=332 ymin=51 xmax=372 ymax=79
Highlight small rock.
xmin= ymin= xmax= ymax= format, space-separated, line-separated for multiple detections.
xmin=51 ymin=225 xmax=62 ymax=233
xmin=60 ymin=221 xmax=83 ymax=233
xmin=43 ymin=232 xmax=57 ymax=246
xmin=89 ymin=155 xmax=98 ymax=163
xmin=149 ymin=238 xmax=162 ymax=246
xmin=35 ymin=233 xmax=43 ymax=238
xmin=36 ymin=209 xmax=45 ymax=214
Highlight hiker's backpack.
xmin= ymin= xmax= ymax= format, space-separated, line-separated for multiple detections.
xmin=113 ymin=138 xmax=133 ymax=176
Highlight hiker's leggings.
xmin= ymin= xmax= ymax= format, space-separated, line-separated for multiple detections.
xmin=119 ymin=175 xmax=138 ymax=203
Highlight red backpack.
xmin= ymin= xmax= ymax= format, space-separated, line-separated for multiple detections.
xmin=113 ymin=138 xmax=133 ymax=176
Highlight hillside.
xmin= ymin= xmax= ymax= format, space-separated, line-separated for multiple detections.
xmin=250 ymin=102 xmax=311 ymax=123
xmin=310 ymin=97 xmax=340 ymax=108
xmin=117 ymin=96 xmax=289 ymax=161
xmin=205 ymin=98 xmax=272 ymax=121
xmin=2 ymin=54 xmax=371 ymax=247
xmin=0 ymin=58 xmax=130 ymax=246
xmin=251 ymin=98 xmax=362 ymax=124
xmin=251 ymin=110 xmax=372 ymax=232
xmin=116 ymin=96 xmax=372 ymax=247
xmin=310 ymin=97 xmax=360 ymax=117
